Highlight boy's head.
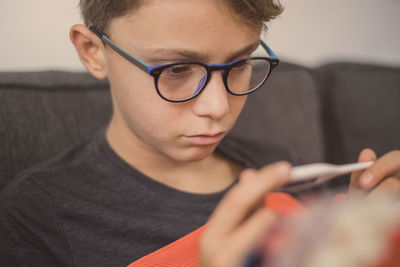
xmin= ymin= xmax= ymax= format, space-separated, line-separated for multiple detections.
xmin=71 ymin=0 xmax=282 ymax=164
xmin=79 ymin=0 xmax=282 ymax=34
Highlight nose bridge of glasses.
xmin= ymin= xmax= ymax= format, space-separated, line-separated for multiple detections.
xmin=206 ymin=63 xmax=231 ymax=84
xmin=208 ymin=62 xmax=232 ymax=73
xmin=199 ymin=65 xmax=229 ymax=97
xmin=190 ymin=66 xmax=224 ymax=98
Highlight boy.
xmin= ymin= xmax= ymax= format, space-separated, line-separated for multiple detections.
xmin=0 ymin=0 xmax=399 ymax=266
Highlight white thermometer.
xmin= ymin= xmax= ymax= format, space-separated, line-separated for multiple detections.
xmin=282 ymin=161 xmax=374 ymax=192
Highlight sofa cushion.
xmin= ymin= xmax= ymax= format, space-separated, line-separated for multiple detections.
xmin=316 ymin=63 xmax=400 ymax=164
xmin=228 ymin=62 xmax=325 ymax=165
xmin=0 ymin=71 xmax=112 ymax=190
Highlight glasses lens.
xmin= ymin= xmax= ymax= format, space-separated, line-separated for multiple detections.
xmin=227 ymin=58 xmax=271 ymax=95
xmin=157 ymin=63 xmax=207 ymax=101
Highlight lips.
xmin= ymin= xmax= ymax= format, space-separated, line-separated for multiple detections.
xmin=183 ymin=132 xmax=226 ymax=145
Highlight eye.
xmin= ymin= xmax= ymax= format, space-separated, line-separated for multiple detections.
xmin=162 ymin=64 xmax=192 ymax=78
xmin=231 ymin=59 xmax=251 ymax=71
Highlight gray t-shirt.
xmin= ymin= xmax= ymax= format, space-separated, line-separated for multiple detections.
xmin=0 ymin=129 xmax=290 ymax=266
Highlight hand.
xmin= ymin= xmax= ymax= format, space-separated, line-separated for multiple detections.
xmin=200 ymin=162 xmax=291 ymax=267
xmin=349 ymin=149 xmax=400 ymax=197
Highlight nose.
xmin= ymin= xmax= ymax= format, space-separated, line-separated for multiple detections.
xmin=191 ymin=70 xmax=230 ymax=120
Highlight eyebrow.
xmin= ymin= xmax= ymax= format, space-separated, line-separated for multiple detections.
xmin=141 ymin=41 xmax=261 ymax=63
xmin=226 ymin=41 xmax=261 ymax=62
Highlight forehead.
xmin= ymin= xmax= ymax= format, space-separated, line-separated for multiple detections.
xmin=108 ymin=0 xmax=262 ymax=61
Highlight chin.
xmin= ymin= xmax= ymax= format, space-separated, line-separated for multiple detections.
xmin=173 ymin=145 xmax=217 ymax=163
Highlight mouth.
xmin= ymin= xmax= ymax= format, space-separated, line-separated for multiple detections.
xmin=183 ymin=132 xmax=226 ymax=146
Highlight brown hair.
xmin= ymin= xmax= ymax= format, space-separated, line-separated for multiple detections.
xmin=79 ymin=0 xmax=283 ymax=34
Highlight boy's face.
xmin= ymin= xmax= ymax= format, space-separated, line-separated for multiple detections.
xmin=104 ymin=0 xmax=262 ymax=162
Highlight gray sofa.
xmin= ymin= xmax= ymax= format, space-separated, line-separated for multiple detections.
xmin=1 ymin=62 xmax=399 ymax=193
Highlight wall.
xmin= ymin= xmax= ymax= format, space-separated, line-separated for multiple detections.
xmin=268 ymin=0 xmax=400 ymax=67
xmin=1 ymin=0 xmax=399 ymax=71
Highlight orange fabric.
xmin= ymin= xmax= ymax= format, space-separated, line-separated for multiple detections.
xmin=265 ymin=192 xmax=306 ymax=216
xmin=127 ymin=225 xmax=206 ymax=267
xmin=372 ymin=224 xmax=400 ymax=267
xmin=127 ymin=193 xmax=303 ymax=267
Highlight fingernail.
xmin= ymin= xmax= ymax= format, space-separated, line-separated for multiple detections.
xmin=361 ymin=172 xmax=374 ymax=187
xmin=276 ymin=162 xmax=291 ymax=176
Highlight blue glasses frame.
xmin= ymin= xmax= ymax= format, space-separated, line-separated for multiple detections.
xmin=89 ymin=25 xmax=280 ymax=102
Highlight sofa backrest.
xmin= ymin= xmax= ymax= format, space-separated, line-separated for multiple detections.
xmin=228 ymin=63 xmax=325 ymax=165
xmin=2 ymin=62 xmax=399 ymax=192
xmin=0 ymin=62 xmax=325 ymax=191
xmin=316 ymin=63 xmax=400 ymax=164
xmin=0 ymin=71 xmax=112 ymax=190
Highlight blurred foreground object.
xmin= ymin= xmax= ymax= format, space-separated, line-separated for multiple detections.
xmin=258 ymin=193 xmax=400 ymax=267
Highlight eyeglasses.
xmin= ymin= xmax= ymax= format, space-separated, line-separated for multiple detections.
xmin=89 ymin=25 xmax=279 ymax=103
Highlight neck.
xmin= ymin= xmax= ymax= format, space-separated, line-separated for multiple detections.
xmin=105 ymin=118 xmax=243 ymax=194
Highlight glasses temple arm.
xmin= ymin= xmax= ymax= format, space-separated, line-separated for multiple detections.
xmin=260 ymin=40 xmax=279 ymax=60
xmin=88 ymin=26 xmax=150 ymax=73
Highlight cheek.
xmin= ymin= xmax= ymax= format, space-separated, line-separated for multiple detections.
xmin=107 ymin=54 xmax=156 ymax=102
xmin=118 ymin=87 xmax=178 ymax=140
xmin=107 ymin=56 xmax=183 ymax=139
xmin=228 ymin=95 xmax=247 ymax=123
xmin=117 ymin=88 xmax=183 ymax=150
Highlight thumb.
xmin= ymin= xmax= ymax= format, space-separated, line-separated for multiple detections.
xmin=349 ymin=148 xmax=377 ymax=193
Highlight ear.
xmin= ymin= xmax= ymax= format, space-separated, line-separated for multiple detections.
xmin=70 ymin=24 xmax=107 ymax=79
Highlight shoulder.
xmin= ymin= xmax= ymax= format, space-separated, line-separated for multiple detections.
xmin=0 ymin=136 xmax=96 ymax=230
xmin=6 ymin=131 xmax=103 ymax=195
xmin=24 ymin=132 xmax=95 ymax=176
xmin=0 ymin=134 xmax=100 ymax=252
xmin=0 ymin=173 xmax=56 ymax=226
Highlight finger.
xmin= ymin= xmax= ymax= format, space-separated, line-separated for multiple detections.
xmin=225 ymin=209 xmax=278 ymax=267
xmin=349 ymin=148 xmax=377 ymax=192
xmin=207 ymin=161 xmax=291 ymax=237
xmin=359 ymin=150 xmax=400 ymax=190
xmin=366 ymin=176 xmax=400 ymax=199
xmin=231 ymin=209 xmax=277 ymax=253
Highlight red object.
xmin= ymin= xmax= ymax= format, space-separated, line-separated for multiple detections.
xmin=372 ymin=223 xmax=400 ymax=267
xmin=127 ymin=193 xmax=304 ymax=267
